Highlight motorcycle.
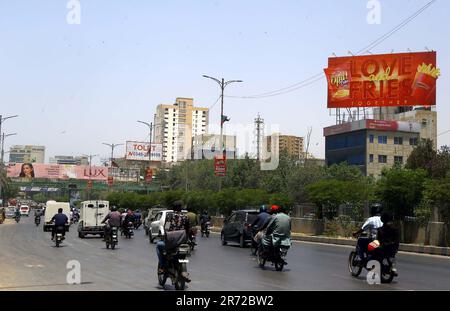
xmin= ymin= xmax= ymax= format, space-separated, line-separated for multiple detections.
xmin=105 ymin=226 xmax=118 ymax=250
xmin=123 ymin=222 xmax=134 ymax=239
xmin=256 ymin=244 xmax=289 ymax=271
xmin=158 ymin=243 xmax=191 ymax=290
xmin=201 ymin=221 xmax=211 ymax=238
xmin=187 ymin=228 xmax=197 ymax=254
xmin=15 ymin=214 xmax=21 ymax=223
xmin=54 ymin=226 xmax=65 ymax=247
xmin=35 ymin=215 xmax=41 ymax=226
xmin=71 ymin=213 xmax=79 ymax=224
xmin=348 ymin=235 xmax=398 ymax=284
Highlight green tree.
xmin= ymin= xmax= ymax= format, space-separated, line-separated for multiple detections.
xmin=375 ymin=167 xmax=427 ymax=219
xmin=406 ymin=140 xmax=450 ymax=178
xmin=421 ymin=175 xmax=450 ymax=223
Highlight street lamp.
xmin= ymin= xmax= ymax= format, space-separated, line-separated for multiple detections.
xmin=0 ymin=115 xmax=18 ymax=162
xmin=203 ymin=75 xmax=242 ymax=190
xmin=137 ymin=120 xmax=154 ymax=163
xmin=1 ymin=133 xmax=17 ymax=164
xmin=102 ymin=143 xmax=124 ymax=167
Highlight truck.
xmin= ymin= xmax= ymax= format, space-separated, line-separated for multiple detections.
xmin=43 ymin=201 xmax=71 ymax=232
xmin=77 ymin=200 xmax=109 ymax=238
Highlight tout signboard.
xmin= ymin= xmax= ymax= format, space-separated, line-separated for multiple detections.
xmin=125 ymin=141 xmax=162 ymax=162
xmin=325 ymin=51 xmax=439 ymax=108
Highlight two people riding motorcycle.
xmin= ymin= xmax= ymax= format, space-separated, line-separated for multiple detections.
xmin=50 ymin=208 xmax=69 ymax=240
xmin=260 ymin=205 xmax=292 ymax=254
xmin=353 ymin=204 xmax=399 ymax=276
xmin=156 ymin=200 xmax=191 ymax=282
xmin=122 ymin=209 xmax=135 ymax=233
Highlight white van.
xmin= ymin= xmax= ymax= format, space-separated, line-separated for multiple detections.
xmin=43 ymin=201 xmax=71 ymax=232
xmin=78 ymin=200 xmax=109 ymax=238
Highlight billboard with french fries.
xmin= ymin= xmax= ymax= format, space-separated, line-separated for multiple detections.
xmin=325 ymin=51 xmax=439 ymax=108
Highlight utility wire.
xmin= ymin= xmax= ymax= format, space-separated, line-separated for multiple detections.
xmin=227 ymin=0 xmax=437 ymax=99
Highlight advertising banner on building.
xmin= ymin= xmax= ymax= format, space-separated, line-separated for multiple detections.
xmin=125 ymin=141 xmax=163 ymax=161
xmin=323 ymin=119 xmax=421 ymax=136
xmin=325 ymin=51 xmax=439 ymax=108
xmin=7 ymin=163 xmax=108 ymax=181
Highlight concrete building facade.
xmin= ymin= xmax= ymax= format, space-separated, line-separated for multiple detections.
xmin=192 ymin=134 xmax=237 ymax=160
xmin=154 ymin=98 xmax=209 ymax=163
xmin=324 ymin=119 xmax=421 ymax=178
xmin=9 ymin=145 xmax=45 ymax=163
xmin=266 ymin=135 xmax=304 ymax=159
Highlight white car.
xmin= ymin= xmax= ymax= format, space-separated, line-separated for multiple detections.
xmin=149 ymin=209 xmax=187 ymax=243
xmin=19 ymin=205 xmax=30 ymax=216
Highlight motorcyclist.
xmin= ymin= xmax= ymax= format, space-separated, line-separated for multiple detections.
xmin=261 ymin=205 xmax=291 ymax=253
xmin=122 ymin=209 xmax=135 ymax=232
xmin=51 ymin=208 xmax=69 ymax=240
xmin=376 ymin=213 xmax=400 ymax=276
xmin=134 ymin=209 xmax=142 ymax=229
xmin=101 ymin=206 xmax=122 ymax=240
xmin=156 ymin=200 xmax=191 ymax=282
xmin=185 ymin=208 xmax=198 ymax=244
xmin=14 ymin=205 xmax=21 ymax=219
xmin=352 ymin=204 xmax=383 ymax=260
xmin=251 ymin=205 xmax=271 ymax=247
xmin=200 ymin=210 xmax=211 ymax=232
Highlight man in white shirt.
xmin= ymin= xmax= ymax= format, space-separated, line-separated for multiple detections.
xmin=353 ymin=204 xmax=383 ymax=259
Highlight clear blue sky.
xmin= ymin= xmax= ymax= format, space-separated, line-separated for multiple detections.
xmin=1 ymin=0 xmax=449 ymax=163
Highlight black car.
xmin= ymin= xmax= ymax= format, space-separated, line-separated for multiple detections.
xmin=221 ymin=209 xmax=259 ymax=248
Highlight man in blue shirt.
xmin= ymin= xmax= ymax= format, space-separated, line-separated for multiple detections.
xmin=51 ymin=208 xmax=69 ymax=240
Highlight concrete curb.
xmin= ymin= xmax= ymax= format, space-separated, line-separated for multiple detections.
xmin=210 ymin=227 xmax=450 ymax=257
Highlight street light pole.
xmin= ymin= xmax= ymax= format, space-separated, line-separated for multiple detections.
xmin=102 ymin=143 xmax=124 ymax=167
xmin=202 ymin=75 xmax=242 ymax=191
xmin=1 ymin=133 xmax=17 ymax=164
xmin=138 ymin=121 xmax=154 ymax=194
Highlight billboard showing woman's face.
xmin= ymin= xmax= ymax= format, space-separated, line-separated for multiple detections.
xmin=19 ymin=163 xmax=35 ymax=178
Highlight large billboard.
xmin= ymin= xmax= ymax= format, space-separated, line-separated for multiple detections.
xmin=325 ymin=51 xmax=439 ymax=108
xmin=6 ymin=163 xmax=108 ymax=181
xmin=125 ymin=141 xmax=162 ymax=161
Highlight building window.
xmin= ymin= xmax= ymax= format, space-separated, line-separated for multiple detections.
xmin=378 ymin=155 xmax=387 ymax=163
xmin=378 ymin=136 xmax=387 ymax=144
xmin=394 ymin=137 xmax=403 ymax=145
xmin=369 ymin=154 xmax=374 ymax=163
xmin=394 ymin=156 xmax=403 ymax=164
xmin=409 ymin=137 xmax=418 ymax=146
xmin=369 ymin=135 xmax=374 ymax=143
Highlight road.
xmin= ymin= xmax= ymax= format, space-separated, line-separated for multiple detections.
xmin=1 ymin=216 xmax=449 ymax=291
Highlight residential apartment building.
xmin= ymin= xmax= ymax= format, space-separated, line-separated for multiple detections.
xmin=266 ymin=134 xmax=304 ymax=159
xmin=154 ymin=98 xmax=209 ymax=163
xmin=9 ymin=145 xmax=45 ymax=163
xmin=324 ymin=119 xmax=421 ymax=178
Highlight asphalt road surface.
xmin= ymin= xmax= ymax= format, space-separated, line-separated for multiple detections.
xmin=1 ymin=216 xmax=449 ymax=291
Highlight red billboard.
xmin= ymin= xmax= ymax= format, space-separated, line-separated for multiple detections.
xmin=325 ymin=51 xmax=439 ymax=108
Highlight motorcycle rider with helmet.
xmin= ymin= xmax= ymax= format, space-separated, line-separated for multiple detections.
xmin=200 ymin=210 xmax=211 ymax=232
xmin=261 ymin=205 xmax=291 ymax=253
xmin=375 ymin=213 xmax=400 ymax=276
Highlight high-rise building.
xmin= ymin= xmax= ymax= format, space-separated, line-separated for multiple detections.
xmin=9 ymin=145 xmax=45 ymax=163
xmin=192 ymin=134 xmax=237 ymax=160
xmin=324 ymin=119 xmax=421 ymax=178
xmin=154 ymin=98 xmax=209 ymax=163
xmin=266 ymin=135 xmax=304 ymax=159
xmin=48 ymin=155 xmax=89 ymax=166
